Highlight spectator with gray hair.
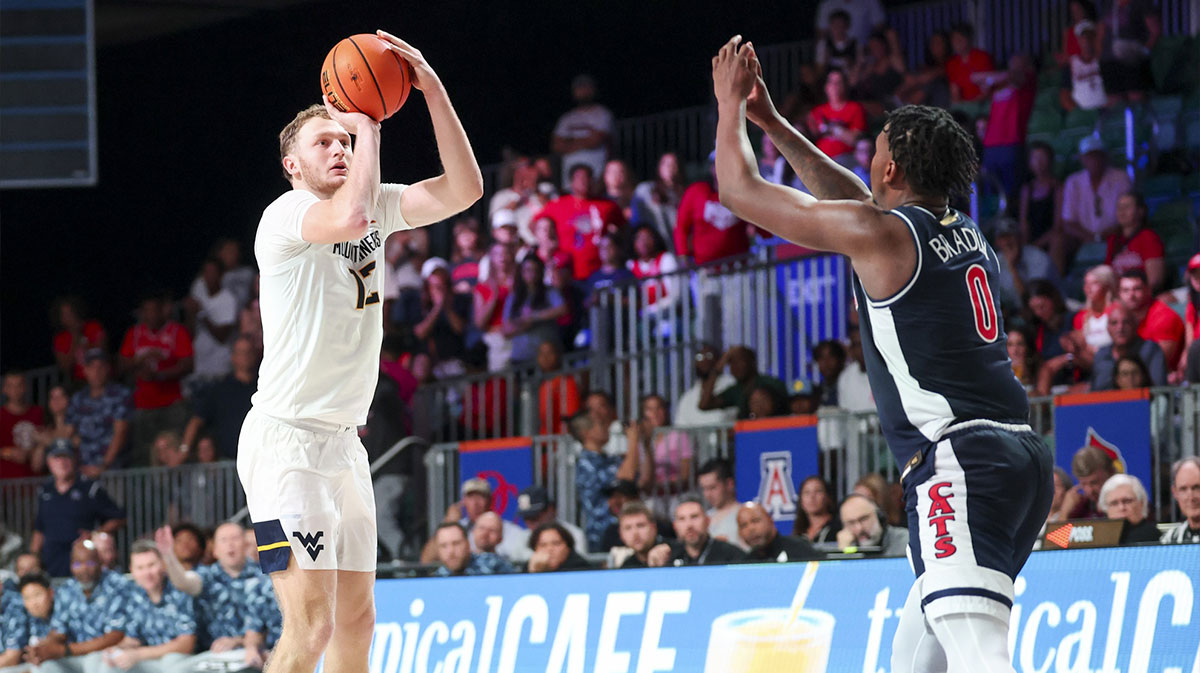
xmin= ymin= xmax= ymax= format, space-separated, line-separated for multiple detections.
xmin=1097 ymin=473 xmax=1159 ymax=545
xmin=432 ymin=522 xmax=515 ymax=577
xmin=1161 ymin=457 xmax=1200 ymax=544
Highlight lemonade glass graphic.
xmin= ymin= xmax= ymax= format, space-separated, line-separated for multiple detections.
xmin=703 ymin=607 xmax=835 ymax=673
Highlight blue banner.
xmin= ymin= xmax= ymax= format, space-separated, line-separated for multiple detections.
xmin=771 ymin=253 xmax=848 ymax=384
xmin=362 ymin=545 xmax=1199 ymax=673
xmin=734 ymin=417 xmax=820 ymax=536
xmin=1053 ymin=391 xmax=1153 ymax=489
xmin=458 ymin=437 xmax=534 ymax=526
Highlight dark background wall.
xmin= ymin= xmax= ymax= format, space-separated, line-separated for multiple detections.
xmin=1 ymin=0 xmax=839 ymax=366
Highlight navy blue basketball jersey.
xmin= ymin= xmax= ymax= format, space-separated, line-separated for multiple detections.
xmin=852 ymin=205 xmax=1029 ymax=465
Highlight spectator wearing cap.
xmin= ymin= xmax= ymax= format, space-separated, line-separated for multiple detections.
xmin=518 ymin=485 xmax=587 ymax=555
xmin=421 ymin=478 xmax=528 ymax=563
xmin=118 ymin=293 xmax=194 ymax=467
xmin=992 ymin=216 xmax=1060 ymax=310
xmin=534 ymin=164 xmax=627 ymax=282
xmin=1056 ymin=134 xmax=1132 ymax=269
xmin=414 ymin=262 xmax=470 ymax=374
xmin=24 ymin=539 xmax=132 ymax=669
xmin=1 ymin=369 xmax=44 ymax=480
xmin=30 ymin=442 xmax=125 ymax=577
xmin=1061 ymin=20 xmax=1114 ymax=112
xmin=432 ymin=522 xmax=515 ymax=577
xmin=489 ymin=157 xmax=549 ymax=246
xmin=647 ymin=496 xmax=747 ymax=567
xmin=2 ymin=572 xmax=54 ymax=664
xmin=488 ymin=209 xmax=527 ymax=261
xmin=1181 ymin=255 xmax=1200 ymax=383
xmin=99 ymin=540 xmax=197 ymax=670
xmin=180 ymin=335 xmax=258 ymax=461
xmin=737 ymin=502 xmax=821 ymax=563
xmin=64 ymin=350 xmax=132 ymax=477
xmin=551 ymin=74 xmax=614 ymax=188
xmin=1161 ymin=457 xmax=1200 ymax=544
xmin=789 ymin=380 xmax=822 ymax=415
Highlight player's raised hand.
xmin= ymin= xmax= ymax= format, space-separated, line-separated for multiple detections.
xmin=711 ymin=35 xmax=756 ymax=107
xmin=376 ymin=31 xmax=439 ymax=93
xmin=742 ymin=43 xmax=780 ymax=129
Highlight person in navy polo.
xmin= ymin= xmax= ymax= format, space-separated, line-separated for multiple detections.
xmin=30 ymin=441 xmax=125 ymax=577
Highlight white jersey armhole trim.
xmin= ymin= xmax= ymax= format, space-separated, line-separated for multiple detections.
xmin=866 ymin=209 xmax=923 ymax=308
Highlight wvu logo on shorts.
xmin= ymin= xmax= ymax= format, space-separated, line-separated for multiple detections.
xmin=757 ymin=452 xmax=798 ymax=521
xmin=293 ymin=531 xmax=325 ymax=561
xmin=927 ymin=482 xmax=957 ymax=558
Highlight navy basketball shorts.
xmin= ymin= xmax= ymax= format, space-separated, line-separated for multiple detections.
xmin=900 ymin=419 xmax=1053 ymax=621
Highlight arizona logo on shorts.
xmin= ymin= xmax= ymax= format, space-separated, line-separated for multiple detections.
xmin=293 ymin=530 xmax=325 ymax=561
xmin=927 ymin=481 xmax=958 ymax=558
xmin=757 ymin=451 xmax=798 ymax=521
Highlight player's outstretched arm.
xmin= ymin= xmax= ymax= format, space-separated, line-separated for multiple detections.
xmin=711 ymin=37 xmax=887 ymax=260
xmin=301 ymin=103 xmax=381 ymax=245
xmin=378 ymin=31 xmax=484 ymax=228
xmin=741 ymin=44 xmax=871 ymax=203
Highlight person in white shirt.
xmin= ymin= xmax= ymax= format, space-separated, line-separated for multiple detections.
xmin=237 ymin=31 xmax=481 ymax=673
xmin=1057 ymin=135 xmax=1132 ymax=261
xmin=551 ymin=74 xmax=614 ymax=189
xmin=675 ymin=344 xmax=739 ymax=427
xmin=1060 ymin=21 xmax=1113 ymax=111
xmin=837 ymin=327 xmax=874 ymax=412
xmin=187 ymin=258 xmax=238 ymax=382
xmin=697 ymin=458 xmax=747 ymax=549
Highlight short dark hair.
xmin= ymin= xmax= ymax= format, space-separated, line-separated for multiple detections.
xmin=585 ymin=390 xmax=615 ymax=408
xmin=568 ymin=163 xmax=594 ymax=180
xmin=1120 ymin=268 xmax=1149 ymax=286
xmin=884 ymin=105 xmax=979 ymax=200
xmin=529 ymin=521 xmax=576 ymax=551
xmin=618 ymin=500 xmax=655 ymax=523
xmin=829 ymin=9 xmax=851 ymax=25
xmin=674 ymin=494 xmax=707 ymax=515
xmin=172 ymin=522 xmax=206 ymax=545
xmin=813 ymin=340 xmax=847 ymax=364
xmin=18 ymin=572 xmax=51 ymax=592
xmin=951 ymin=22 xmax=975 ymax=41
xmin=1028 ymin=140 xmax=1055 ymax=161
xmin=435 ymin=521 xmax=468 ymax=539
xmin=697 ymin=458 xmax=734 ymax=482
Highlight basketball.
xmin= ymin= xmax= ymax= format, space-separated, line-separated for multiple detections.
xmin=320 ymin=34 xmax=414 ymax=122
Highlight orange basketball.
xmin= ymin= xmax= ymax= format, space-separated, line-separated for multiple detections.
xmin=320 ymin=34 xmax=414 ymax=122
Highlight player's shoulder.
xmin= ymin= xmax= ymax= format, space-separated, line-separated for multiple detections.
xmin=261 ymin=188 xmax=320 ymax=219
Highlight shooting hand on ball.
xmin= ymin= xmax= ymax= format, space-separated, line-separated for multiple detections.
xmin=376 ymin=31 xmax=440 ymax=93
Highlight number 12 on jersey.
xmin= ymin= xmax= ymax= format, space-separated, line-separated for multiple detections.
xmin=966 ymin=264 xmax=999 ymax=343
xmin=349 ymin=261 xmax=380 ymax=310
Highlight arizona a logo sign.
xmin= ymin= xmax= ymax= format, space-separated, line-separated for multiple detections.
xmin=757 ymin=451 xmax=798 ymax=521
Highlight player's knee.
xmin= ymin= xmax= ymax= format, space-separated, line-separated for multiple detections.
xmin=284 ymin=606 xmax=336 ymax=655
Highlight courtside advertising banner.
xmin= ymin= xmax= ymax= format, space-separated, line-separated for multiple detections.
xmin=1053 ymin=390 xmax=1153 ymax=488
xmin=735 ymin=415 xmax=820 ymax=537
xmin=458 ymin=437 xmax=534 ymax=525
xmin=363 ymin=545 xmax=1199 ymax=673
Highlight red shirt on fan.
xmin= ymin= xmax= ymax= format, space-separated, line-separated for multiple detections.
xmin=946 ymin=48 xmax=995 ymax=101
xmin=473 ymin=282 xmax=512 ymax=331
xmin=808 ymin=101 xmax=866 ymax=158
xmin=1105 ymin=228 xmax=1164 ymax=276
xmin=54 ymin=320 xmax=107 ymax=381
xmin=675 ymin=181 xmax=752 ymax=265
xmin=534 ymin=196 xmax=627 ymax=280
xmin=0 ymin=405 xmax=44 ymax=479
xmin=1138 ymin=300 xmax=1185 ymax=369
xmin=119 ymin=322 xmax=193 ymax=410
xmin=1186 ymin=302 xmax=1200 ymax=336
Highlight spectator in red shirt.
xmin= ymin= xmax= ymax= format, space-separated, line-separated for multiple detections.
xmin=1119 ymin=268 xmax=1184 ymax=369
xmin=674 ymin=156 xmax=754 ymax=266
xmin=1 ymin=370 xmax=44 ymax=479
xmin=1178 ymin=254 xmax=1200 ymax=380
xmin=980 ymin=52 xmax=1036 ymax=206
xmin=473 ymin=242 xmax=517 ymax=372
xmin=806 ymin=69 xmax=866 ymax=165
xmin=946 ymin=23 xmax=995 ymax=103
xmin=118 ymin=293 xmax=194 ymax=466
xmin=534 ymin=164 xmax=627 ymax=281
xmin=1105 ymin=192 xmax=1164 ymax=291
xmin=459 ymin=350 xmax=509 ymax=438
xmin=51 ymin=296 xmax=108 ymax=383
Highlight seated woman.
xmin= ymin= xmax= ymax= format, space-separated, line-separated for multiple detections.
xmin=1097 ymin=473 xmax=1160 ymax=545
xmin=796 ymin=476 xmax=842 ymax=545
xmin=1105 ymin=192 xmax=1164 ymax=292
xmin=501 ymin=254 xmax=567 ymax=368
xmin=526 ymin=522 xmax=591 ymax=573
xmin=1114 ymin=353 xmax=1152 ymax=391
xmin=1006 ymin=327 xmax=1039 ymax=391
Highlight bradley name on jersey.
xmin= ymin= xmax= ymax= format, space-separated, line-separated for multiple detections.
xmin=331 ymin=226 xmax=383 ymax=265
xmin=926 ymin=223 xmax=989 ymax=265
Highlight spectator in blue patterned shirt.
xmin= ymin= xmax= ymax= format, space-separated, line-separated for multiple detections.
xmin=98 ymin=540 xmax=196 ymax=671
xmin=568 ymin=411 xmax=639 ymax=550
xmin=31 ymin=443 xmax=125 ymax=577
xmin=432 ymin=522 xmax=516 ymax=577
xmin=156 ymin=522 xmax=260 ymax=658
xmin=24 ymin=539 xmax=130 ymax=670
xmin=1 ymin=572 xmax=51 ymax=666
xmin=242 ymin=573 xmax=282 ymax=670
xmin=66 ymin=349 xmax=132 ymax=475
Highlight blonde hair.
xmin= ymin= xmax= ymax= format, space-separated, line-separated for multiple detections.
xmin=1085 ymin=264 xmax=1117 ymax=300
xmin=278 ymin=104 xmax=331 ymax=180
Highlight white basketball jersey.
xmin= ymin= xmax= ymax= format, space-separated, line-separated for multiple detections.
xmin=252 ymin=183 xmax=410 ymax=426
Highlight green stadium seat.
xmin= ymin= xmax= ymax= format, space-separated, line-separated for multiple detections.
xmin=1075 ymin=241 xmax=1108 ymax=268
xmin=1038 ymin=67 xmax=1062 ymax=89
xmin=1151 ymin=35 xmax=1191 ymax=93
xmin=1064 ymin=107 xmax=1100 ymax=130
xmin=1151 ymin=200 xmax=1196 ymax=244
xmin=1034 ymin=87 xmax=1061 ymax=113
xmin=1027 ymin=108 xmax=1063 ymax=135
xmin=1142 ymin=173 xmax=1183 ymax=200
xmin=1186 ymin=118 xmax=1200 ymax=153
xmin=1054 ymin=127 xmax=1093 ymax=161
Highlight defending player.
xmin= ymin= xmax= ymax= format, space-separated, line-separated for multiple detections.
xmin=712 ymin=37 xmax=1052 ymax=672
xmin=239 ymin=31 xmax=481 ymax=673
